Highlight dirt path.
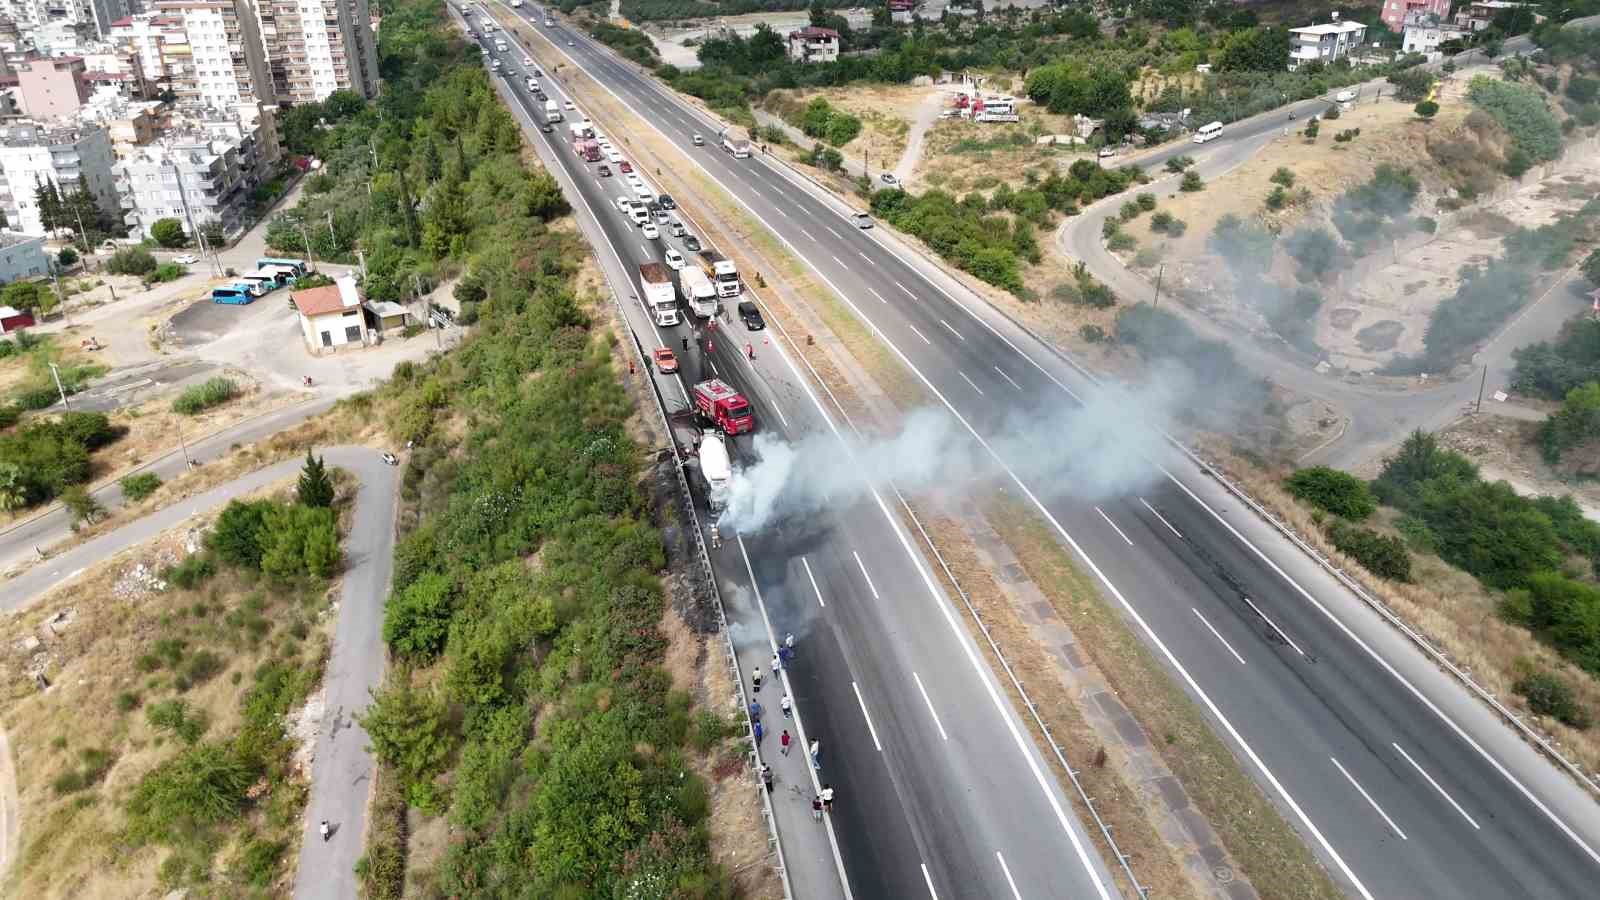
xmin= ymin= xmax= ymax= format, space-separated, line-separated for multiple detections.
xmin=892 ymin=91 xmax=945 ymax=185
xmin=0 ymin=727 xmax=16 ymax=885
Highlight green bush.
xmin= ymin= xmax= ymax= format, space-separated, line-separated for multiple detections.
xmin=229 ymin=837 xmax=288 ymax=888
xmin=1514 ymin=671 xmax=1591 ymax=729
xmin=1414 ymin=99 xmax=1439 ymax=119
xmin=1079 ymin=324 xmax=1107 ymax=343
xmin=151 ymin=218 xmax=187 ymax=248
xmin=163 ymin=553 xmax=216 ymax=590
xmin=1165 ymin=155 xmax=1195 ymax=173
xmin=148 ymin=262 xmax=187 ymax=284
xmin=358 ymin=681 xmax=454 ymax=806
xmin=1180 ymin=170 xmax=1204 ymax=192
xmin=106 ymin=247 xmax=158 ymax=276
xmin=120 ymin=472 xmax=162 ymax=501
xmin=1270 ymin=167 xmax=1296 ymax=187
xmin=115 ymin=691 xmax=141 ymax=713
xmin=1468 ymin=76 xmax=1563 ymax=162
xmin=146 ymin=699 xmax=210 ymax=744
xmin=124 ymin=742 xmax=254 ymax=845
xmin=1284 ymin=466 xmax=1374 ymax=520
xmin=1136 ymin=193 xmax=1157 ymax=211
xmin=382 ymin=571 xmax=454 ymax=660
xmin=1327 ymin=521 xmax=1412 ymax=581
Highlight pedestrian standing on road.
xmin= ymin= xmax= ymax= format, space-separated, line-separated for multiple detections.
xmin=746 ymin=342 xmax=754 ymax=360
xmin=785 ymin=632 xmax=796 ymax=652
xmin=780 ymin=694 xmax=792 ymax=717
xmin=771 ymin=650 xmax=781 ymax=673
xmin=319 ymin=820 xmax=331 ymax=842
xmin=812 ymin=794 xmax=824 ymax=820
xmin=707 ymin=337 xmax=715 ymax=354
xmin=822 ymin=784 xmax=835 ymax=813
xmin=752 ymin=665 xmax=763 ymax=692
xmin=754 ymin=719 xmax=764 ymax=743
xmin=761 ymin=764 xmax=774 ymax=793
xmin=778 ymin=645 xmax=793 ymax=667
xmin=780 ymin=729 xmax=792 ymax=755
xmin=749 ymin=699 xmax=762 ymax=722
xmin=809 ymin=739 xmax=821 ymax=770
xmin=681 ymin=336 xmax=688 ymax=352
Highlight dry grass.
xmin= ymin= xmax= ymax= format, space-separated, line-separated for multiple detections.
xmin=0 ymin=480 xmax=332 ymax=898
xmin=764 ymin=85 xmax=920 ymax=169
xmin=1200 ymin=440 xmax=1600 ymax=779
xmin=916 ymin=114 xmax=1085 ymax=194
xmin=0 ymin=334 xmax=101 ymax=398
xmin=982 ymin=495 xmax=1344 ymax=900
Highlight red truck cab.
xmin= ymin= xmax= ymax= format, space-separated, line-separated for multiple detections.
xmin=693 ymin=379 xmax=754 ymax=435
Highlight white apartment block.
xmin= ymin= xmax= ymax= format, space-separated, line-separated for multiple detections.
xmin=1 ymin=0 xmax=132 ymax=38
xmin=1287 ymin=17 xmax=1368 ymax=70
xmin=258 ymin=0 xmax=375 ymax=103
xmin=108 ymin=11 xmax=186 ymax=90
xmin=0 ymin=121 xmax=118 ymax=235
xmin=154 ymin=0 xmax=274 ymax=110
xmin=116 ymin=133 xmax=249 ymax=239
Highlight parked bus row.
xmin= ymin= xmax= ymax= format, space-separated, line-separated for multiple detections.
xmin=212 ymin=258 xmax=311 ymax=304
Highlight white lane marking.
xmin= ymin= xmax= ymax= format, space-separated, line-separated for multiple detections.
xmin=1139 ymin=498 xmax=1182 ymax=538
xmin=800 ymin=227 xmax=817 ymax=241
xmin=907 ymin=323 xmax=931 ymax=345
xmin=708 ymin=359 xmax=719 ymax=376
xmin=1392 ymin=742 xmax=1481 ymax=830
xmin=1241 ymin=596 xmax=1305 ymax=657
xmin=939 ymin=319 xmax=964 ymax=341
xmin=1192 ymin=608 xmax=1246 ymax=665
xmin=832 ymin=254 xmax=846 ymax=267
xmin=852 ymin=551 xmax=880 ymax=600
xmin=775 ymin=206 xmax=790 ymax=218
xmin=826 ymin=225 xmax=844 ymax=240
xmin=958 ymin=371 xmax=986 ymax=396
xmin=913 ymin=672 xmax=949 ymax=740
xmin=639 ymin=244 xmax=650 ymax=256
xmin=1093 ymin=506 xmax=1132 ymax=546
xmin=767 ymin=394 xmax=791 ymax=429
xmin=995 ymin=851 xmax=1022 ymax=900
xmin=860 ymin=251 xmax=872 ymax=262
xmin=896 ymin=280 xmax=915 ymax=298
xmin=852 ymin=681 xmax=883 ymax=751
xmin=993 ymin=366 xmax=1021 ymax=390
xmin=868 ymin=286 xmax=887 ymax=303
xmin=1164 ymin=470 xmax=1600 ymax=870
xmin=1331 ymin=756 xmax=1408 ymax=841
xmin=802 ymin=556 xmax=825 ymax=607
xmin=921 ymin=863 xmax=939 ymax=899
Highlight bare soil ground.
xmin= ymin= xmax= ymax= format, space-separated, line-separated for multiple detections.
xmin=763 ymin=85 xmax=920 ymax=172
xmin=914 ymin=106 xmax=1098 ymax=193
xmin=0 ymin=478 xmax=330 ymax=898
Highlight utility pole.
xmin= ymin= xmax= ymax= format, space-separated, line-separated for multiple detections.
xmin=1477 ymin=365 xmax=1488 ymax=413
xmin=299 ymin=221 xmax=318 ymax=273
xmin=176 ymin=423 xmax=193 ymax=468
xmin=1153 ymin=263 xmax=1165 ymax=308
xmin=47 ymin=362 xmax=71 ymax=410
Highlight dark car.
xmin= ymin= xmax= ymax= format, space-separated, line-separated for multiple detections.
xmin=658 ymin=195 xmax=676 ymax=210
xmin=646 ymin=200 xmax=663 ymax=215
xmin=539 ymin=123 xmax=553 ymax=133
xmin=597 ymin=164 xmax=612 ymax=177
xmin=738 ymin=301 xmax=765 ymax=330
xmin=683 ymin=235 xmax=702 ymax=252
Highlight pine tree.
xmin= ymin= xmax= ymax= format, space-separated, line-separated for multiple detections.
xmin=297 ymin=450 xmax=335 ymax=508
xmin=33 ymin=176 xmax=61 ymax=232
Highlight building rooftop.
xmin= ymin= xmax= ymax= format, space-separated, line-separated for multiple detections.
xmin=1290 ymin=21 xmax=1368 ymax=36
xmin=0 ymin=230 xmax=44 ymax=248
xmin=791 ymin=27 xmax=840 ymax=40
xmin=0 ymin=122 xmax=104 ymax=148
xmin=293 ymin=277 xmax=362 ymax=318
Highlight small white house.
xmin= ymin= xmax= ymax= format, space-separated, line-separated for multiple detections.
xmin=787 ymin=27 xmax=840 ymax=64
xmin=291 ymin=275 xmax=370 ymax=354
xmin=1287 ymin=17 xmax=1368 ymax=70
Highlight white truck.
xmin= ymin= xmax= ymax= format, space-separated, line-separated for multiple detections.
xmin=677 ymin=265 xmax=718 ymax=318
xmin=639 ymin=262 xmax=680 ymax=326
xmin=495 ymin=39 xmax=508 ymax=53
xmin=699 ymin=430 xmax=731 ymax=511
xmin=510 ymin=0 xmax=522 ymax=6
xmin=697 ymin=250 xmax=740 ymax=299
xmin=568 ymin=121 xmax=594 ymax=139
xmin=544 ymin=99 xmax=562 ymax=123
xmin=721 ymin=126 xmax=751 ymax=158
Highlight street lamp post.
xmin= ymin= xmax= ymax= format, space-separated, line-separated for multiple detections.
xmin=47 ymin=362 xmax=72 ymax=410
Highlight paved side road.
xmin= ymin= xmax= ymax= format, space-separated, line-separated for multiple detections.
xmin=1 ymin=447 xmax=399 ymax=899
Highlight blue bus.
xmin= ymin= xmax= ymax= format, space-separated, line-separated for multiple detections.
xmin=256 ymin=257 xmax=309 ymax=278
xmin=212 ymin=284 xmax=256 ymax=304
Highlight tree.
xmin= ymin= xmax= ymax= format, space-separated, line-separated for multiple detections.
xmin=57 ymin=247 xmax=78 ymax=267
xmin=358 ymin=682 xmax=454 ymax=806
xmin=0 ymin=463 xmax=27 ymax=512
xmin=1180 ymin=170 xmax=1204 ymax=192
xmin=296 ymin=449 xmax=334 ymax=508
xmin=1284 ymin=466 xmax=1375 ymax=519
xmin=1 ymin=280 xmax=44 ymax=313
xmin=383 ymin=571 xmax=455 ymax=660
xmin=1216 ymin=26 xmax=1290 ymax=72
xmin=60 ymin=485 xmax=104 ymax=529
xmin=1414 ymin=99 xmax=1439 ymax=119
xmin=1583 ymin=250 xmax=1600 ymax=288
xmin=1388 ymin=68 xmax=1434 ymax=102
xmin=32 ymin=177 xmax=63 ymax=233
xmin=208 ymin=499 xmax=272 ymax=568
xmin=151 ymin=218 xmax=187 ymax=248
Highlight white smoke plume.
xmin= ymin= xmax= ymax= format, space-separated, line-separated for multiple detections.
xmin=716 ymin=375 xmax=1184 ymax=534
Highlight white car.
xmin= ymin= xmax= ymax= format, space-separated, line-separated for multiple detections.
xmin=174 ymin=253 xmax=199 ymax=264
xmin=641 ymin=222 xmax=660 ymax=239
xmin=616 ymin=195 xmax=634 ymax=214
xmin=630 ymin=205 xmax=649 ymax=225
xmin=605 ymin=148 xmax=622 ymax=163
xmin=879 ymin=173 xmax=900 ymax=187
xmin=664 ymin=248 xmax=684 ymax=270
xmin=563 ymin=100 xmax=575 ymax=110
xmin=522 ymin=55 xmax=532 ymax=65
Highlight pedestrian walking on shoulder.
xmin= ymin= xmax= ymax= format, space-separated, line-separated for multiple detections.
xmin=780 ymin=694 xmax=792 ymax=717
xmin=822 ymin=784 xmax=835 ymax=813
xmin=771 ymin=650 xmax=781 ymax=673
xmin=752 ymin=665 xmax=762 ymax=692
xmin=319 ymin=820 xmax=331 ymax=842
xmin=749 ymin=699 xmax=762 ymax=722
xmin=812 ymin=794 xmax=824 ymax=820
xmin=785 ymin=632 xmax=795 ymax=652
xmin=780 ymin=729 xmax=791 ymax=755
xmin=778 ymin=645 xmax=793 ymax=667
xmin=761 ymin=764 xmax=774 ymax=793
xmin=754 ymin=719 xmax=764 ymax=743
xmin=809 ymin=739 xmax=821 ymax=770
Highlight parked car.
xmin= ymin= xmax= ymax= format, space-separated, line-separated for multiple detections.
xmin=664 ymin=248 xmax=685 ymax=270
xmin=683 ymin=235 xmax=702 ymax=252
xmin=563 ymin=99 xmax=575 ymax=110
xmin=692 ymin=134 xmax=705 ymax=146
xmin=619 ymin=160 xmax=633 ymax=173
xmin=597 ymin=164 xmax=612 ymax=177
xmin=738 ymin=300 xmax=765 ymax=330
xmin=669 ymin=220 xmax=685 ymax=237
xmin=1097 ymin=146 xmax=1116 ymax=159
xmin=653 ymin=347 xmax=678 ymax=373
xmin=174 ymin=253 xmax=199 ymax=264
xmin=641 ymin=222 xmax=660 ymax=239
xmin=658 ymin=195 xmax=676 ymax=210
xmin=879 ymin=173 xmax=900 ymax=187
xmin=852 ymin=212 xmax=873 ymax=229
xmin=381 ymin=452 xmax=399 ymax=466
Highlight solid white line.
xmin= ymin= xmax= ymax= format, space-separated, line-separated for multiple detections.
xmin=1331 ymin=756 xmax=1408 ymax=841
xmin=868 ymin=286 xmax=887 ymax=303
xmin=852 ymin=681 xmax=883 ymax=751
xmin=708 ymin=359 xmax=719 ymax=376
xmin=995 ymin=851 xmax=1022 ymax=900
xmin=1192 ymin=608 xmax=1247 ymax=665
xmin=958 ymin=371 xmax=986 ymax=396
xmin=921 ymin=863 xmax=939 ymax=899
xmin=1094 ymin=506 xmax=1133 ymax=546
xmin=1139 ymin=497 xmax=1182 ymax=538
xmin=852 ymin=550 xmax=880 ymax=599
xmin=939 ymin=319 xmax=964 ymax=340
xmin=896 ymin=280 xmax=915 ymax=297
xmin=1393 ymin=742 xmax=1481 ymax=830
xmin=1241 ymin=596 xmax=1306 ymax=656
xmin=801 ymin=556 xmax=826 ymax=608
xmin=907 ymin=323 xmax=931 ymax=345
xmin=993 ymin=366 xmax=1021 ymax=390
xmin=913 ymin=672 xmax=949 ymax=740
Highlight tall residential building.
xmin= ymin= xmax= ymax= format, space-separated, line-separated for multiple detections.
xmin=258 ymin=0 xmax=374 ymax=104
xmin=154 ymin=0 xmax=274 ymax=110
xmin=0 ymin=0 xmax=132 ymax=38
xmin=0 ymin=121 xmax=118 ymax=234
xmin=116 ymin=133 xmax=248 ymax=239
xmin=108 ymin=12 xmax=186 ymax=92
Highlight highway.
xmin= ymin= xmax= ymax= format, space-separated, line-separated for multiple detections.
xmin=497 ymin=7 xmax=1600 ymax=899
xmin=468 ymin=14 xmax=1125 ymax=899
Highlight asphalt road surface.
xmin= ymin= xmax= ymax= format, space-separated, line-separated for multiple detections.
xmin=472 ymin=14 xmax=1124 ymax=898
xmin=501 ymin=7 xmax=1600 ymax=899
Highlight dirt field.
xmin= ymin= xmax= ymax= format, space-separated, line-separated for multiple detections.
xmin=764 ymin=85 xmax=920 ymax=173
xmin=914 ymin=105 xmax=1099 ymax=193
xmin=0 ymin=478 xmax=328 ymax=898
xmin=0 ymin=333 xmax=105 ymax=399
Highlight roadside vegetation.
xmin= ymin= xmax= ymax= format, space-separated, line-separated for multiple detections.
xmin=0 ymin=411 xmax=124 ymax=511
xmin=1 ymin=459 xmax=344 ymax=897
xmin=172 ymin=377 xmax=242 ymax=415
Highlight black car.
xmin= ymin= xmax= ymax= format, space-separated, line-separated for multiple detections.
xmin=646 ymin=200 xmax=663 ymax=215
xmin=738 ymin=301 xmax=765 ymax=330
xmin=683 ymin=235 xmax=702 ymax=252
xmin=658 ymin=195 xmax=676 ymax=210
xmin=539 ymin=123 xmax=553 ymax=133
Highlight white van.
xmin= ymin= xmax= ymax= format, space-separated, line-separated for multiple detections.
xmin=1192 ymin=121 xmax=1224 ymax=143
xmin=633 ymin=182 xmax=655 ymax=202
xmin=1335 ymin=89 xmax=1357 ymax=103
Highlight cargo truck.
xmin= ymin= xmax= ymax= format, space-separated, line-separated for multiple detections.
xmin=696 ymin=250 xmax=740 ymax=299
xmin=544 ymin=99 xmax=562 ymax=123
xmin=693 ymin=379 xmax=753 ymax=435
xmin=638 ymin=262 xmax=680 ymax=326
xmin=698 ymin=430 xmax=731 ymax=511
xmin=720 ymin=126 xmax=751 ymax=158
xmin=575 ymin=138 xmax=601 ymax=161
xmin=677 ymin=265 xmax=718 ymax=318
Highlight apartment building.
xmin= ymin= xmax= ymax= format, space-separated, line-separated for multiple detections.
xmin=0 ymin=121 xmax=117 ymax=234
xmin=1287 ymin=16 xmax=1368 ymax=70
xmin=1379 ymin=0 xmax=1451 ymax=32
xmin=153 ymin=0 xmax=273 ymax=109
xmin=116 ymin=131 xmax=248 ymax=239
xmin=107 ymin=12 xmax=185 ymax=91
xmin=786 ymin=26 xmax=839 ymax=64
xmin=14 ymin=55 xmax=90 ymax=118
xmin=258 ymin=0 xmax=375 ymax=103
xmin=0 ymin=0 xmax=132 ymax=38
